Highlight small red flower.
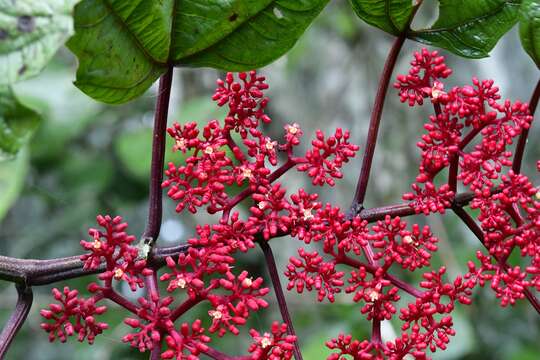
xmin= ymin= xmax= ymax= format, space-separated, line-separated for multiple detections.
xmin=40 ymin=287 xmax=108 ymax=344
xmin=297 ymin=128 xmax=359 ymax=186
xmin=285 ymin=248 xmax=344 ymax=302
xmin=123 ymin=295 xmax=175 ymax=352
xmin=161 ymin=320 xmax=211 ymax=359
xmin=248 ymin=322 xmax=296 ymax=360
xmin=394 ymin=48 xmax=452 ymax=106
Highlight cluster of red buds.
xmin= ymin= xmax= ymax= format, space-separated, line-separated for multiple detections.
xmin=41 ymin=71 xmax=361 ymax=359
xmin=396 ymin=48 xmax=538 ymax=309
xmin=284 ymin=50 xmax=538 ymax=359
xmin=40 ymin=57 xmax=538 ymax=359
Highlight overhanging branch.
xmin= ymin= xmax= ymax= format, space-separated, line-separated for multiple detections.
xmin=0 ymin=190 xmax=484 ymax=286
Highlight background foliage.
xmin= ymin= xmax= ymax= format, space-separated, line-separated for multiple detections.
xmin=0 ymin=0 xmax=539 ymax=359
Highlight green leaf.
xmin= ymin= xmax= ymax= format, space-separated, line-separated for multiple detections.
xmin=0 ymin=0 xmax=80 ymax=85
xmin=176 ymin=1 xmax=330 ymax=69
xmin=67 ymin=0 xmax=329 ymax=104
xmin=411 ymin=0 xmax=521 ymax=59
xmin=519 ymin=0 xmax=540 ymax=67
xmin=0 ymin=86 xmax=41 ymax=159
xmin=0 ymin=148 xmax=28 ymax=221
xmin=347 ymin=0 xmax=415 ymax=35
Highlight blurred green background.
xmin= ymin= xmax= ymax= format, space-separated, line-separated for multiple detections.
xmin=0 ymin=1 xmax=539 ymax=359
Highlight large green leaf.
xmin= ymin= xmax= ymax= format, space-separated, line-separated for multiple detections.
xmin=347 ymin=0 xmax=414 ymax=35
xmin=519 ymin=0 xmax=540 ymax=67
xmin=67 ymin=0 xmax=329 ymax=104
xmin=0 ymin=0 xmax=79 ymax=85
xmin=411 ymin=0 xmax=521 ymax=58
xmin=0 ymin=86 xmax=41 ymax=159
xmin=0 ymin=148 xmax=28 ymax=221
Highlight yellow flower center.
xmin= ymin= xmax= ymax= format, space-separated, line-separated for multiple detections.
xmin=265 ymin=140 xmax=275 ymax=150
xmin=260 ymin=334 xmax=272 ymax=348
xmin=174 ymin=138 xmax=186 ymax=151
xmin=113 ymin=268 xmax=124 ymax=279
xmin=367 ymin=289 xmax=379 ymax=302
xmin=288 ymin=125 xmax=298 ymax=135
xmin=403 ymin=235 xmax=413 ymax=245
xmin=242 ymin=277 xmax=253 ymax=287
xmin=209 ymin=310 xmax=222 ymax=320
xmin=176 ymin=277 xmax=187 ymax=289
xmin=204 ymin=146 xmax=214 ymax=155
xmin=302 ymin=208 xmax=313 ymax=221
xmin=242 ymin=167 xmax=252 ymax=179
xmin=93 ymin=239 xmax=102 ymax=249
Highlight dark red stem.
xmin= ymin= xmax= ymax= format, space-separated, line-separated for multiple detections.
xmin=170 ymin=296 xmax=203 ymax=321
xmin=0 ymin=244 xmax=190 ymax=286
xmin=451 ymin=206 xmax=540 ymax=314
xmin=144 ymin=65 xmax=174 ymax=360
xmin=337 ymin=254 xmax=425 ymax=298
xmin=103 ymin=288 xmax=139 ymax=314
xmin=144 ymin=272 xmax=162 ymax=359
xmin=371 ymin=319 xmax=382 ymax=345
xmin=512 ymin=78 xmax=540 ymax=173
xmin=0 ymin=285 xmax=33 ymax=359
xmin=142 ymin=66 xmax=174 ymax=241
xmin=204 ymin=346 xmax=251 ymax=360
xmin=350 ymin=33 xmax=407 ymax=210
xmin=258 ymin=239 xmax=303 ymax=360
xmin=0 ymin=190 xmax=485 ymax=286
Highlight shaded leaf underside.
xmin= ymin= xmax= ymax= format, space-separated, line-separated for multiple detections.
xmin=67 ymin=0 xmax=329 ymax=104
xmin=411 ymin=0 xmax=521 ymax=58
xmin=348 ymin=0 xmax=414 ymax=35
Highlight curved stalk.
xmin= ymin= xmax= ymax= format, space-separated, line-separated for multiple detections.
xmin=0 ymin=285 xmax=33 ymax=358
xmin=350 ymin=33 xmax=408 ymax=211
xmin=0 ymin=190 xmax=486 ymax=286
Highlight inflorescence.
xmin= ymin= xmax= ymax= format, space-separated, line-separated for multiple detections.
xmin=40 ymin=50 xmax=539 ymax=359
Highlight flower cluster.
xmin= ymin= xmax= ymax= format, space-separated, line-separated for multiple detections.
xmin=80 ymin=215 xmax=152 ymax=290
xmin=40 ymin=71 xmax=361 ymax=360
xmin=38 ymin=63 xmax=538 ymax=360
xmin=248 ymin=322 xmax=297 ymax=360
xmin=394 ymin=48 xmax=452 ymax=106
xmin=283 ymin=49 xmax=538 ymax=359
xmin=285 ymin=248 xmax=345 ymax=302
xmin=41 ymin=214 xmax=288 ymax=359
xmin=400 ymin=50 xmax=533 ymax=213
xmin=397 ymin=48 xmax=539 ymax=311
xmin=284 ymin=199 xmax=471 ymax=358
xmin=163 ymin=71 xmax=359 ymax=215
xmin=40 ymin=287 xmax=108 ymax=344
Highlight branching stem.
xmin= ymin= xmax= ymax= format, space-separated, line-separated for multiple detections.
xmin=143 ymin=66 xmax=174 ymax=242
xmin=452 ymin=206 xmax=540 ymax=314
xmin=512 ymin=78 xmax=540 ymax=173
xmin=258 ymin=239 xmax=303 ymax=360
xmin=0 ymin=285 xmax=33 ymax=359
xmin=0 ymin=190 xmax=484 ymax=286
xmin=350 ymin=34 xmax=408 ymax=210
